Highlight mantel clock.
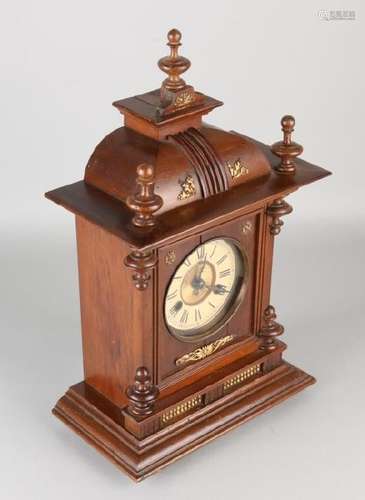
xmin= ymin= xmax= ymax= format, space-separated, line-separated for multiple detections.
xmin=46 ymin=29 xmax=331 ymax=481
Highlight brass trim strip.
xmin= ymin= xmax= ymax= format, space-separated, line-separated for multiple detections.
xmin=161 ymin=395 xmax=202 ymax=426
xmin=223 ymin=363 xmax=261 ymax=391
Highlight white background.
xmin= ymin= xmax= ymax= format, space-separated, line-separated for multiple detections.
xmin=1 ymin=1 xmax=364 ymax=499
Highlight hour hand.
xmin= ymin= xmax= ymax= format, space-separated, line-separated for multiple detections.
xmin=212 ymin=284 xmax=229 ymax=295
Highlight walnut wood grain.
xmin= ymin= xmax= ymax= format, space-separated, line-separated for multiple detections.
xmin=75 ymin=216 xmax=154 ymax=407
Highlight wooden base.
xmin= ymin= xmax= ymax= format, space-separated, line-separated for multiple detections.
xmin=52 ymin=361 xmax=315 ymax=481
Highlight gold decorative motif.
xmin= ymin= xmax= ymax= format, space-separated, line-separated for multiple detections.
xmin=175 ymin=335 xmax=234 ymax=367
xmin=175 ymin=91 xmax=195 ymax=107
xmin=242 ymin=221 xmax=253 ymax=234
xmin=165 ymin=250 xmax=176 ymax=265
xmin=161 ymin=395 xmax=202 ymax=426
xmin=177 ymin=175 xmax=196 ymax=200
xmin=223 ymin=363 xmax=261 ymax=391
xmin=227 ymin=159 xmax=249 ymax=179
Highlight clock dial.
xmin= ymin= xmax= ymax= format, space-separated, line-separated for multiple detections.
xmin=164 ymin=238 xmax=247 ymax=342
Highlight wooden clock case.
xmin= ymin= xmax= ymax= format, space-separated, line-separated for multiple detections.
xmin=45 ymin=30 xmax=331 ymax=481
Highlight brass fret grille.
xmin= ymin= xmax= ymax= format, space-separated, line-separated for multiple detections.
xmin=161 ymin=395 xmax=202 ymax=426
xmin=223 ymin=363 xmax=261 ymax=392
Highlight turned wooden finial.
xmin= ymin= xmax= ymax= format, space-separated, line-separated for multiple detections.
xmin=271 ymin=115 xmax=303 ymax=174
xmin=267 ymin=198 xmax=293 ymax=235
xmin=258 ymin=305 xmax=284 ymax=350
xmin=126 ymin=367 xmax=159 ymax=416
xmin=157 ymin=30 xmax=200 ymax=115
xmin=158 ymin=29 xmax=190 ymax=92
xmin=125 ymin=249 xmax=157 ymax=290
xmin=126 ymin=163 xmax=163 ymax=227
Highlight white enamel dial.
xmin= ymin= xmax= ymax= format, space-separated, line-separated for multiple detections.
xmin=164 ymin=238 xmax=247 ymax=342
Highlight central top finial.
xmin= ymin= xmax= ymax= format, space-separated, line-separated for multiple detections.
xmin=167 ymin=28 xmax=182 ymax=51
xmin=113 ymin=28 xmax=223 ymax=132
xmin=158 ymin=29 xmax=191 ymax=92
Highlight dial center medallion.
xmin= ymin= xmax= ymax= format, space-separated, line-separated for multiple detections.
xmin=181 ymin=261 xmax=216 ymax=306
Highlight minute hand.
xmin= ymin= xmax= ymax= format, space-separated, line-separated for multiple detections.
xmin=197 ymin=255 xmax=207 ymax=280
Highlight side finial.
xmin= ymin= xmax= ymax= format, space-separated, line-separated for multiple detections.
xmin=126 ymin=163 xmax=163 ymax=227
xmin=271 ymin=115 xmax=303 ymax=174
xmin=267 ymin=197 xmax=293 ymax=235
xmin=258 ymin=305 xmax=284 ymax=350
xmin=126 ymin=367 xmax=159 ymax=416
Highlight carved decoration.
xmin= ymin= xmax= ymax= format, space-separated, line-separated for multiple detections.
xmin=126 ymin=163 xmax=163 ymax=227
xmin=171 ymin=128 xmax=229 ymax=197
xmin=126 ymin=367 xmax=159 ymax=417
xmin=125 ymin=250 xmax=157 ymax=290
xmin=271 ymin=115 xmax=303 ymax=174
xmin=227 ymin=158 xmax=249 ymax=179
xmin=267 ymin=198 xmax=293 ymax=235
xmin=175 ymin=91 xmax=195 ymax=107
xmin=177 ymin=175 xmax=196 ymax=200
xmin=257 ymin=305 xmax=284 ymax=350
xmin=242 ymin=221 xmax=253 ymax=234
xmin=175 ymin=335 xmax=234 ymax=367
xmin=165 ymin=250 xmax=176 ymax=265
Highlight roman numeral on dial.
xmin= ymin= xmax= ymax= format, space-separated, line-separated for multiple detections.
xmin=216 ymin=254 xmax=227 ymax=265
xmin=180 ymin=309 xmax=189 ymax=324
xmin=219 ymin=268 xmax=231 ymax=278
xmin=169 ymin=301 xmax=183 ymax=317
xmin=195 ymin=308 xmax=202 ymax=322
xmin=167 ymin=290 xmax=178 ymax=300
xmin=209 ymin=245 xmax=217 ymax=258
xmin=196 ymin=245 xmax=206 ymax=260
